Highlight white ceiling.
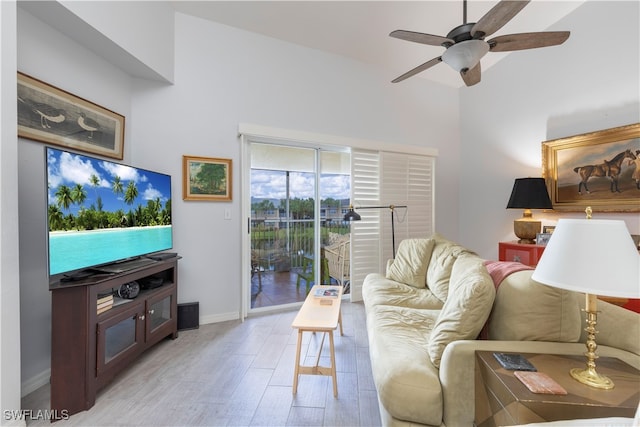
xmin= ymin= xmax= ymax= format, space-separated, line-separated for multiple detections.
xmin=171 ymin=1 xmax=583 ymax=88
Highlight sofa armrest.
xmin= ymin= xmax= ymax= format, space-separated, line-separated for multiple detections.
xmin=439 ymin=340 xmax=633 ymax=427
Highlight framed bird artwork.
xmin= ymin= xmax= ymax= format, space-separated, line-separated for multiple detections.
xmin=17 ymin=72 xmax=125 ymax=160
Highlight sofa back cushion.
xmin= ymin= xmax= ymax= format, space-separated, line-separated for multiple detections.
xmin=427 ymin=255 xmax=495 ymax=368
xmin=386 ymin=238 xmax=435 ymax=288
xmin=488 ymin=270 xmax=582 ymax=342
xmin=425 ymin=234 xmax=475 ymax=302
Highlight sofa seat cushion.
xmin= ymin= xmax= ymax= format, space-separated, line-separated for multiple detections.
xmin=363 ymin=273 xmax=444 ymax=310
xmin=428 ymin=255 xmax=495 ymax=367
xmin=366 ymin=304 xmax=443 ymax=426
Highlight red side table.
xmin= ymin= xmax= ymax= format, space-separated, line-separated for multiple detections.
xmin=498 ymin=241 xmax=546 ymax=267
xmin=498 ymin=241 xmax=640 ymax=313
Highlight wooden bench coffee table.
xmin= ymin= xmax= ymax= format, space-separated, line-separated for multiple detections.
xmin=291 ymin=285 xmax=343 ymax=397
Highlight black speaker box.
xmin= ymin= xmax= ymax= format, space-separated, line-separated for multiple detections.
xmin=177 ymin=302 xmax=199 ymax=330
xmin=139 ymin=275 xmax=163 ymax=289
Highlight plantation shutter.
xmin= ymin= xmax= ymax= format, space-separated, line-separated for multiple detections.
xmin=350 ymin=150 xmax=435 ymax=301
xmin=350 ymin=149 xmax=381 ymax=301
xmin=381 ymin=152 xmax=435 ymax=244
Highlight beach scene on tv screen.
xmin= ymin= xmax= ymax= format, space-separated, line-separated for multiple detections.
xmin=47 ymin=148 xmax=172 ymax=275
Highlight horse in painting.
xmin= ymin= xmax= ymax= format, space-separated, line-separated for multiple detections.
xmin=573 ymin=149 xmax=637 ymax=194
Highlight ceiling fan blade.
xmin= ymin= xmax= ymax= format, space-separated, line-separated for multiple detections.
xmin=390 ymin=30 xmax=453 ymax=47
xmin=391 ymin=57 xmax=443 ymax=83
xmin=471 ymin=0 xmax=530 ymax=39
xmin=461 ymin=62 xmax=481 ymax=86
xmin=489 ymin=31 xmax=570 ymax=52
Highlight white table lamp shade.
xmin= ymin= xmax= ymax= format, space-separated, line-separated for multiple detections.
xmin=532 ymin=219 xmax=640 ymax=298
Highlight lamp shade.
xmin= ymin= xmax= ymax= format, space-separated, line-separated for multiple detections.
xmin=506 ymin=178 xmax=553 ymax=210
xmin=442 ymin=40 xmax=489 ymax=72
xmin=343 ymin=207 xmax=361 ymax=221
xmin=532 ymin=219 xmax=640 ymax=298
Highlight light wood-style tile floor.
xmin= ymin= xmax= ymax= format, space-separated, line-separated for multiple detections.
xmin=22 ymin=300 xmax=381 ymax=427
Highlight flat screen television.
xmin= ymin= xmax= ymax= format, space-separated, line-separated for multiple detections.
xmin=46 ymin=147 xmax=173 ymax=277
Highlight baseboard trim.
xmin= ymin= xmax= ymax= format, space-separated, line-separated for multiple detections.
xmin=22 ymin=368 xmax=50 ymax=397
xmin=199 ymin=311 xmax=238 ymax=325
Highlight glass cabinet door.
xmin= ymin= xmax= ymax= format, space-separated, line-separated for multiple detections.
xmin=149 ymin=295 xmax=171 ymax=332
xmin=96 ymin=303 xmax=145 ymax=376
xmin=146 ymin=287 xmax=176 ymax=345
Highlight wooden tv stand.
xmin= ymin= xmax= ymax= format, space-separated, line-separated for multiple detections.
xmin=49 ymin=257 xmax=180 ymax=418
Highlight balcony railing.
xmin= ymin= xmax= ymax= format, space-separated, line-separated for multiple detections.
xmin=251 ymin=217 xmax=350 ymax=271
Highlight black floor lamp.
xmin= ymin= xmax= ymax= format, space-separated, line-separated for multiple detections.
xmin=343 ymin=204 xmax=408 ymax=257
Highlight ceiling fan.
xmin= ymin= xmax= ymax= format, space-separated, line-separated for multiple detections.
xmin=390 ymin=0 xmax=570 ymax=86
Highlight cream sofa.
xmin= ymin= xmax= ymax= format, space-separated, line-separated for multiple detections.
xmin=362 ymin=234 xmax=640 ymax=427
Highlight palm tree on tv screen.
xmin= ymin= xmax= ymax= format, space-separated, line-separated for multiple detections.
xmin=89 ymin=174 xmax=100 ymax=203
xmin=71 ymin=184 xmax=87 ymax=206
xmin=55 ymin=185 xmax=73 ymax=212
xmin=48 ymin=205 xmax=64 ymax=231
xmin=112 ymin=175 xmax=123 ymax=205
xmin=124 ymin=181 xmax=139 ymax=207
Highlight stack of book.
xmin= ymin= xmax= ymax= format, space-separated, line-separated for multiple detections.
xmin=97 ymin=293 xmax=114 ymax=314
xmin=314 ymin=287 xmax=339 ymax=298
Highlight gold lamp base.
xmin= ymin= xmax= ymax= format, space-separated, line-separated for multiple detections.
xmin=571 ymin=294 xmax=615 ymax=389
xmin=513 ymin=209 xmax=541 ymax=244
xmin=570 ymin=367 xmax=614 ymax=390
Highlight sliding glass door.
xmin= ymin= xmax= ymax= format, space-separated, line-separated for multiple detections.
xmin=240 ymin=124 xmax=436 ymax=318
xmin=248 ymin=142 xmax=350 ymax=311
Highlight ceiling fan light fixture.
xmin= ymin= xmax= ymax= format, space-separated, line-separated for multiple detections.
xmin=441 ymin=39 xmax=489 ymax=72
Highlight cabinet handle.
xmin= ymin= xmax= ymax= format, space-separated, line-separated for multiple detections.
xmin=139 ymin=315 xmax=145 ymax=321
xmin=149 ymin=309 xmax=155 ymax=315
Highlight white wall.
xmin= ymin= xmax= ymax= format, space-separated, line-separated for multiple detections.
xmin=15 ymin=6 xmax=459 ymax=394
xmin=59 ymin=0 xmax=175 ymax=82
xmin=130 ymin=12 xmax=460 ymax=322
xmin=16 ymin=6 xmax=136 ymax=395
xmin=19 ymin=0 xmax=175 ymax=83
xmin=459 ymin=1 xmax=640 ymax=259
xmin=1 ymin=1 xmax=23 ymax=422
xmin=61 ymin=0 xmax=174 ymax=81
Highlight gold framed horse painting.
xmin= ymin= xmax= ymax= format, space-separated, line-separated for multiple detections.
xmin=542 ymin=123 xmax=640 ymax=212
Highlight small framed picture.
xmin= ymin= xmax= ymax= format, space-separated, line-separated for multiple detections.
xmin=183 ymin=155 xmax=232 ymax=201
xmin=536 ymin=233 xmax=552 ymax=246
xmin=543 ymin=225 xmax=556 ymax=234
